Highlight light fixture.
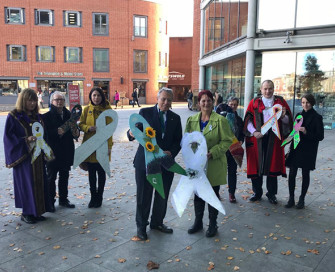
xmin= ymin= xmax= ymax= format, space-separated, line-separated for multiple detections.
xmin=284 ymin=31 xmax=294 ymax=44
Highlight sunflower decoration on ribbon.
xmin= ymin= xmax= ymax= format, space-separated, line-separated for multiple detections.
xmin=129 ymin=113 xmax=187 ymax=199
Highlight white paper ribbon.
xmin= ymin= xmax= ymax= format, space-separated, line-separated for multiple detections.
xmin=31 ymin=122 xmax=54 ymax=163
xmin=73 ymin=109 xmax=118 ymax=177
xmin=171 ymin=131 xmax=225 ymax=217
xmin=261 ymin=104 xmax=282 ymax=140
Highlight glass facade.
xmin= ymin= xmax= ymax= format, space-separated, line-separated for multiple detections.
xmin=204 ymin=0 xmax=248 ymax=54
xmin=261 ymin=49 xmax=335 ymax=129
xmin=258 ymin=0 xmax=335 ymax=30
xmin=204 ymin=55 xmax=246 ymax=116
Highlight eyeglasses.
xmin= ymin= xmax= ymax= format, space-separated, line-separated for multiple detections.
xmin=53 ymin=98 xmax=65 ymax=102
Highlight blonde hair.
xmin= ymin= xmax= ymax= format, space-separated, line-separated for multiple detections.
xmin=15 ymin=88 xmax=39 ymax=114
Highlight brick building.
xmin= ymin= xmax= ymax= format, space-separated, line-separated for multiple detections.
xmin=0 ymin=0 xmax=169 ymax=105
xmin=167 ymin=37 xmax=192 ymax=102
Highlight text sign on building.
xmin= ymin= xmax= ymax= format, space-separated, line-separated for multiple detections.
xmin=68 ymin=84 xmax=80 ymax=110
xmin=169 ymin=71 xmax=185 ymax=81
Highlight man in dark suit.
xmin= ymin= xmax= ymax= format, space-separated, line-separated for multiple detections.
xmin=128 ymin=87 xmax=182 ymax=240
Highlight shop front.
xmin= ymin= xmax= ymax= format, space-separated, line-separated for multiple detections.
xmin=0 ymin=78 xmax=29 ymax=96
xmin=132 ymin=79 xmax=148 ymax=105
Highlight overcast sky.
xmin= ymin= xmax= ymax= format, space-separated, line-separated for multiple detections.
xmin=167 ymin=0 xmax=194 ymax=37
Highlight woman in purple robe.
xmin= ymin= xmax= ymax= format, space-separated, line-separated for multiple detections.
xmin=4 ymin=88 xmax=52 ymax=224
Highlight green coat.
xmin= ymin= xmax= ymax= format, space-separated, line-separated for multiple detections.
xmin=185 ymin=112 xmax=234 ymax=186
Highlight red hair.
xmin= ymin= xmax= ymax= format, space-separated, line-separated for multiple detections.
xmin=198 ymin=90 xmax=213 ymax=102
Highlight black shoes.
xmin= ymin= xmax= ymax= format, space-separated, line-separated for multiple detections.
xmin=188 ymin=220 xmax=203 ymax=234
xmin=21 ymin=215 xmax=36 ymax=224
xmin=137 ymin=228 xmax=148 ymax=241
xmin=206 ymin=224 xmax=218 ymax=238
xmin=59 ymin=199 xmax=75 ymax=208
xmin=266 ymin=193 xmax=278 ymax=205
xmin=150 ymin=224 xmax=173 ymax=234
xmin=49 ymin=203 xmax=56 ymax=213
xmin=229 ymin=193 xmax=236 ymax=203
xmin=296 ymin=197 xmax=305 ymax=209
xmin=249 ymin=194 xmax=262 ymax=202
xmin=285 ymin=197 xmax=295 ymax=208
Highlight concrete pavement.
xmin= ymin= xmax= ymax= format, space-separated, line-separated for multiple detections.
xmin=0 ymin=106 xmax=334 ymax=272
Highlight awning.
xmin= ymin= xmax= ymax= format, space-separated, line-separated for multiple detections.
xmin=0 ymin=76 xmax=30 ymax=80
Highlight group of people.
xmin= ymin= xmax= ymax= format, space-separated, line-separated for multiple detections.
xmin=4 ymin=81 xmax=324 ymax=243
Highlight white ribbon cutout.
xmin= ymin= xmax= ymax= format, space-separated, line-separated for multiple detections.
xmin=260 ymin=104 xmax=282 ymax=140
xmin=171 ymin=131 xmax=226 ymax=217
xmin=73 ymin=109 xmax=118 ymax=177
xmin=31 ymin=122 xmax=54 ymax=163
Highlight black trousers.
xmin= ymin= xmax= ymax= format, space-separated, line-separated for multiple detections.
xmin=132 ymin=99 xmax=140 ymax=107
xmin=288 ymin=167 xmax=310 ymax=199
xmin=87 ymin=163 xmax=106 ymax=194
xmin=135 ymin=167 xmax=174 ymax=230
xmin=227 ymin=151 xmax=237 ymax=194
xmin=251 ymin=175 xmax=278 ymax=197
xmin=47 ymin=164 xmax=70 ymax=202
xmin=194 ymin=185 xmax=220 ymax=222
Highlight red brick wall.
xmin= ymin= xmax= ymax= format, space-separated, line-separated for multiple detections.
xmin=191 ymin=0 xmax=201 ymax=91
xmin=168 ymin=37 xmax=192 ymax=86
xmin=0 ymin=0 xmax=168 ymax=104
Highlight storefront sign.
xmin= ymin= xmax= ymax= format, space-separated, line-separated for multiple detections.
xmin=37 ymin=72 xmax=83 ymax=77
xmin=68 ymin=84 xmax=80 ymax=110
xmin=169 ymin=71 xmax=185 ymax=80
xmin=29 ymin=82 xmax=36 ymax=87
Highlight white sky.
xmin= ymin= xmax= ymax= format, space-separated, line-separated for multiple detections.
xmin=167 ymin=0 xmax=194 ymax=37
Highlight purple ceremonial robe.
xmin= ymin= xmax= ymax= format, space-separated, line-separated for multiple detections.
xmin=3 ymin=110 xmax=51 ymax=217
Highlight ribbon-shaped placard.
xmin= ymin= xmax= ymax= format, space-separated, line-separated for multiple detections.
xmin=261 ymin=104 xmax=282 ymax=139
xmin=171 ymin=131 xmax=225 ymax=217
xmin=59 ymin=104 xmax=82 ymax=138
xmin=31 ymin=122 xmax=54 ymax=163
xmin=73 ymin=109 xmax=118 ymax=177
xmin=129 ymin=113 xmax=186 ymax=199
xmin=281 ymin=115 xmax=303 ymax=149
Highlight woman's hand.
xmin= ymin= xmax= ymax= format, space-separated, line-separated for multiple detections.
xmin=58 ymin=128 xmax=65 ymax=136
xmin=27 ymin=136 xmax=37 ymax=143
xmin=281 ymin=107 xmax=287 ymax=119
xmin=207 ymin=152 xmax=213 ymax=159
xmin=253 ymin=131 xmax=263 ymax=139
xmin=88 ymin=126 xmax=96 ymax=132
xmin=299 ymin=127 xmax=307 ymax=134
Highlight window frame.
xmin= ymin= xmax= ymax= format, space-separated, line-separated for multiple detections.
xmin=64 ymin=11 xmax=82 ymax=27
xmin=92 ymin=13 xmax=109 ymax=36
xmin=35 ymin=9 xmax=54 ymax=26
xmin=7 ymin=45 xmax=26 ymax=61
xmin=64 ymin=47 xmax=82 ymax=63
xmin=133 ymin=15 xmax=148 ymax=38
xmin=93 ymin=48 xmax=110 ymax=72
xmin=133 ymin=50 xmax=148 ymax=73
xmin=5 ymin=7 xmax=25 ymax=24
xmin=209 ymin=17 xmax=224 ymax=41
xmin=36 ymin=46 xmax=55 ymax=62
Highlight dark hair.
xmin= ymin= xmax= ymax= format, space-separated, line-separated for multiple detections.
xmin=89 ymin=87 xmax=106 ymax=106
xmin=198 ymin=90 xmax=214 ymax=102
xmin=301 ymin=93 xmax=316 ymax=106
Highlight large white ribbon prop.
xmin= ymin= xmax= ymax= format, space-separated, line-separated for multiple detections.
xmin=171 ymin=131 xmax=225 ymax=217
xmin=73 ymin=109 xmax=118 ymax=177
xmin=261 ymin=104 xmax=282 ymax=140
xmin=31 ymin=122 xmax=54 ymax=163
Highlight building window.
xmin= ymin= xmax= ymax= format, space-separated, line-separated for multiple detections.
xmin=35 ymin=9 xmax=54 ymax=26
xmin=36 ymin=46 xmax=55 ymax=62
xmin=5 ymin=7 xmax=25 ymax=24
xmin=64 ymin=47 xmax=82 ymax=63
xmin=93 ymin=48 xmax=109 ymax=72
xmin=64 ymin=11 xmax=81 ymax=27
xmin=134 ymin=15 xmax=147 ymax=37
xmin=159 ymin=18 xmax=163 ymax=33
xmin=93 ymin=13 xmax=108 ymax=35
xmin=134 ymin=50 xmax=147 ymax=73
xmin=159 ymin=52 xmax=161 ymax=66
xmin=165 ymin=53 xmax=168 ymax=67
xmin=209 ymin=18 xmax=224 ymax=40
xmin=7 ymin=45 xmax=26 ymax=61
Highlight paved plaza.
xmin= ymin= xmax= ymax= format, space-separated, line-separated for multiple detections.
xmin=0 ymin=104 xmax=334 ymax=272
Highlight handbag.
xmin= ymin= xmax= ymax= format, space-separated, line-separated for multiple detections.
xmin=79 ymin=162 xmax=88 ymax=171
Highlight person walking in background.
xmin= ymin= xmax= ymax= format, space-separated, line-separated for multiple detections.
xmin=79 ymin=87 xmax=113 ymax=208
xmin=38 ymin=90 xmax=44 ymax=109
xmin=127 ymin=87 xmax=182 ymax=241
xmin=187 ymin=89 xmax=193 ymax=110
xmin=186 ymin=90 xmax=233 ymax=238
xmin=214 ymin=91 xmax=223 ymax=111
xmin=42 ymin=91 xmax=79 ymax=212
xmin=132 ymin=88 xmax=141 ymax=107
xmin=114 ymin=90 xmax=120 ymax=109
xmin=285 ymin=94 xmax=324 ymax=209
xmin=4 ymin=88 xmax=53 ymax=224
xmin=244 ymin=80 xmax=293 ymax=204
xmin=216 ymin=97 xmax=244 ymax=203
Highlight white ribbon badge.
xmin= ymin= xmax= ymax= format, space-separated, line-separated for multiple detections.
xmin=31 ymin=122 xmax=54 ymax=163
xmin=260 ymin=104 xmax=282 ymax=140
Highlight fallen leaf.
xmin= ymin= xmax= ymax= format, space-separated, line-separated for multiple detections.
xmin=227 ymin=256 xmax=234 ymax=260
xmin=186 ymin=246 xmax=192 ymax=250
xmin=118 ymin=258 xmax=126 ymax=263
xmin=233 ymin=266 xmax=240 ymax=271
xmin=175 ymin=258 xmax=181 ymax=262
xmin=249 ymin=250 xmax=255 ymax=254
xmin=95 ymin=255 xmax=101 ymax=258
xmin=62 ymin=256 xmax=67 ymax=260
xmin=307 ymin=249 xmax=319 ymax=255
xmin=131 ymin=236 xmax=141 ymax=241
xmin=53 ymin=245 xmax=61 ymax=250
xmin=207 ymin=262 xmax=215 ymax=271
xmin=38 ymin=252 xmax=45 ymax=255
xmin=147 ymin=260 xmax=159 ymax=270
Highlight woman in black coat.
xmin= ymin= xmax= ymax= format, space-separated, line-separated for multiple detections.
xmin=285 ymin=94 xmax=324 ymax=209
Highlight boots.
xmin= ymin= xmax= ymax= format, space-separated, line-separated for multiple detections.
xmin=285 ymin=196 xmax=295 ymax=208
xmin=88 ymin=190 xmax=97 ymax=208
xmin=95 ymin=189 xmax=104 ymax=208
xmin=206 ymin=206 xmax=218 ymax=237
xmin=188 ymin=218 xmax=203 ymax=234
xmin=296 ymin=196 xmax=305 ymax=209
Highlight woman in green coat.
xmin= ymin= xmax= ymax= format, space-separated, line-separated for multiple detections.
xmin=185 ymin=90 xmax=233 ymax=237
